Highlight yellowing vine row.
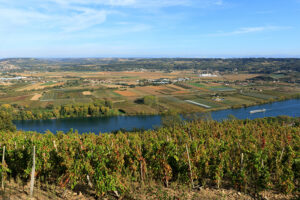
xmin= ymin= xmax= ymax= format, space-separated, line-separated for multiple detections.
xmin=0 ymin=118 xmax=299 ymax=197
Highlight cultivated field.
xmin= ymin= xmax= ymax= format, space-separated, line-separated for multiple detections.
xmin=0 ymin=69 xmax=299 ymax=116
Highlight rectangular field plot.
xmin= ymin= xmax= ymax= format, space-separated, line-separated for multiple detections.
xmin=188 ymin=82 xmax=206 ymax=88
xmin=233 ymin=94 xmax=262 ymax=103
xmin=92 ymin=89 xmax=122 ymax=98
xmin=241 ymin=92 xmax=276 ymax=100
xmin=185 ymin=100 xmax=211 ymax=108
xmin=221 ymin=96 xmax=254 ymax=106
xmin=134 ymin=86 xmax=163 ymax=95
xmin=158 ymin=96 xmax=201 ymax=112
xmin=165 ymin=85 xmax=181 ymax=91
xmin=158 ymin=88 xmax=176 ymax=94
xmin=41 ymin=90 xmax=87 ymax=100
xmin=209 ymin=86 xmax=235 ymax=92
xmin=114 ymin=90 xmax=138 ymax=97
xmin=187 ymin=82 xmax=234 ymax=92
xmin=41 ymin=81 xmax=57 ymax=86
xmin=187 ymin=98 xmax=222 ymax=108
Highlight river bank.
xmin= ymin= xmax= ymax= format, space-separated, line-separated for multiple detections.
xmin=14 ymin=98 xmax=300 ymax=133
xmin=13 ymin=93 xmax=300 ymax=121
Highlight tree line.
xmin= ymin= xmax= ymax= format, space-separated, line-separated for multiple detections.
xmin=0 ymin=100 xmax=118 ymax=120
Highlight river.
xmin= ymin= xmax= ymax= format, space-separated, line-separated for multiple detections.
xmin=14 ymin=99 xmax=300 ymax=133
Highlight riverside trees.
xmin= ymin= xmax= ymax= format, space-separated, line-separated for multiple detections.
xmin=0 ymin=100 xmax=117 ymax=120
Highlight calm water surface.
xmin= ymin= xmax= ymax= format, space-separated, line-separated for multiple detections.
xmin=15 ymin=99 xmax=300 ymax=133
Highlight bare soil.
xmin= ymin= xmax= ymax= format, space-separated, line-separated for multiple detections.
xmin=1 ymin=181 xmax=297 ymax=200
xmin=30 ymin=93 xmax=42 ymax=101
xmin=82 ymin=91 xmax=92 ymax=96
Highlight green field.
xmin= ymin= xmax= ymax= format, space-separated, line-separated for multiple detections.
xmin=41 ymin=90 xmax=87 ymax=100
xmin=241 ymin=92 xmax=276 ymax=100
xmin=41 ymin=81 xmax=57 ymax=86
xmin=209 ymin=86 xmax=235 ymax=91
xmin=188 ymin=82 xmax=206 ymax=88
xmin=0 ymin=66 xmax=298 ymax=120
xmin=188 ymin=82 xmax=235 ymax=92
xmin=191 ymin=98 xmax=222 ymax=108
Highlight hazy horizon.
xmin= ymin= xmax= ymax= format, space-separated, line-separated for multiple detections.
xmin=1 ymin=55 xmax=300 ymax=59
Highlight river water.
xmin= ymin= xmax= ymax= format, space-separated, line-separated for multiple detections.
xmin=14 ymin=99 xmax=300 ymax=133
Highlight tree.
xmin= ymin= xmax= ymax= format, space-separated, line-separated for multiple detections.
xmin=105 ymin=100 xmax=113 ymax=109
xmin=161 ymin=110 xmax=182 ymax=128
xmin=0 ymin=111 xmax=16 ymax=132
xmin=143 ymin=96 xmax=158 ymax=106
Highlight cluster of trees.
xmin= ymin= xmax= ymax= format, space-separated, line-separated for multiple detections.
xmin=0 ymin=117 xmax=299 ymax=198
xmin=0 ymin=110 xmax=16 ymax=131
xmin=142 ymin=95 xmax=158 ymax=106
xmin=0 ymin=100 xmax=118 ymax=120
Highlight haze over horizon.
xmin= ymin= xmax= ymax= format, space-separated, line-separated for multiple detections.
xmin=1 ymin=0 xmax=300 ymax=58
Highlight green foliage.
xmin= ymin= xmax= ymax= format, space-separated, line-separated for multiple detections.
xmin=142 ymin=95 xmax=158 ymax=106
xmin=10 ymin=101 xmax=117 ymax=120
xmin=0 ymin=110 xmax=16 ymax=132
xmin=0 ymin=118 xmax=299 ymax=197
xmin=161 ymin=110 xmax=182 ymax=128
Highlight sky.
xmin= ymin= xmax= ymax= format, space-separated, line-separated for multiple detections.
xmin=0 ymin=0 xmax=300 ymax=58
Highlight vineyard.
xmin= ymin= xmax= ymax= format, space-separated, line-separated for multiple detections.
xmin=0 ymin=117 xmax=299 ymax=199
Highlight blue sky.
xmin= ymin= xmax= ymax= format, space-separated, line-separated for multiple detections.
xmin=0 ymin=0 xmax=300 ymax=58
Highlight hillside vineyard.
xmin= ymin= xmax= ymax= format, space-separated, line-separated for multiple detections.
xmin=0 ymin=117 xmax=299 ymax=197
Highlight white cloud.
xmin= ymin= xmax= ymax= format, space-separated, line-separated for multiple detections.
xmin=214 ymin=0 xmax=223 ymax=6
xmin=0 ymin=0 xmax=224 ymax=34
xmin=47 ymin=0 xmax=190 ymax=7
xmin=35 ymin=0 xmax=223 ymax=8
xmin=205 ymin=26 xmax=291 ymax=36
xmin=0 ymin=1 xmax=114 ymax=33
xmin=0 ymin=8 xmax=50 ymax=25
xmin=49 ymin=0 xmax=136 ymax=6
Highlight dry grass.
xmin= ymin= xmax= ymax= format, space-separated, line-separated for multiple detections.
xmin=172 ymin=90 xmax=189 ymax=94
xmin=82 ymin=91 xmax=92 ymax=96
xmin=115 ymin=90 xmax=138 ymax=97
xmin=16 ymin=70 xmax=195 ymax=80
xmin=101 ymin=84 xmax=121 ymax=89
xmin=17 ymin=82 xmax=64 ymax=91
xmin=31 ymin=93 xmax=42 ymax=101
xmin=0 ymin=82 xmax=12 ymax=86
xmin=134 ymin=86 xmax=161 ymax=95
xmin=222 ymin=74 xmax=261 ymax=81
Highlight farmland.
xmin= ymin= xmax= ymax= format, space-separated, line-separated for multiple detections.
xmin=0 ymin=58 xmax=299 ymax=120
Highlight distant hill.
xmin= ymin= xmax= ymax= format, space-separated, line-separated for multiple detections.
xmin=1 ymin=58 xmax=300 ymax=73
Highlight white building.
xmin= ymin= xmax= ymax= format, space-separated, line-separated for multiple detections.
xmin=199 ymin=73 xmax=218 ymax=77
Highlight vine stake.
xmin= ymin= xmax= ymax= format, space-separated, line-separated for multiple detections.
xmin=1 ymin=146 xmax=5 ymax=190
xmin=30 ymin=146 xmax=36 ymax=198
xmin=186 ymin=144 xmax=194 ymax=188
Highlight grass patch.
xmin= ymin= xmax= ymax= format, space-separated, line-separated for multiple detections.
xmin=191 ymin=98 xmax=221 ymax=108
xmin=41 ymin=81 xmax=56 ymax=86
xmin=241 ymin=92 xmax=276 ymax=100
xmin=41 ymin=90 xmax=87 ymax=100
xmin=188 ymin=82 xmax=206 ymax=88
xmin=187 ymin=82 xmax=235 ymax=92
xmin=209 ymin=86 xmax=235 ymax=92
xmin=120 ymin=76 xmax=139 ymax=79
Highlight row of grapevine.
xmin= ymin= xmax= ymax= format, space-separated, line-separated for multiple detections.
xmin=0 ymin=118 xmax=299 ymax=197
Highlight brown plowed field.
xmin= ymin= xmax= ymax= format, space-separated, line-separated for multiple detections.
xmin=115 ymin=90 xmax=138 ymax=97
